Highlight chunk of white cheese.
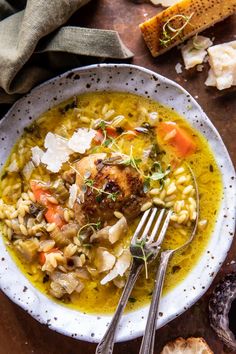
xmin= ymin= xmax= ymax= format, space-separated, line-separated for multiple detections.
xmin=181 ymin=36 xmax=213 ymax=70
xmin=22 ymin=161 xmax=34 ymax=180
xmin=68 ymin=128 xmax=96 ymax=154
xmin=31 ymin=146 xmax=44 ymax=166
xmin=41 ymin=133 xmax=72 ymax=173
xmin=100 ymin=249 xmax=131 ymax=285
xmin=175 ymin=62 xmax=183 ymax=74
xmin=7 ymin=159 xmax=19 ymax=172
xmin=34 ymin=128 xmax=96 ymax=173
xmin=150 ymin=0 xmax=180 ymax=6
xmin=205 ymin=40 xmax=236 ymax=90
xmin=95 ymin=247 xmax=116 ymax=273
xmin=68 ymin=184 xmax=78 ymax=209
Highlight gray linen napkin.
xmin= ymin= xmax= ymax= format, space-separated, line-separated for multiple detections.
xmin=0 ymin=0 xmax=133 ymax=104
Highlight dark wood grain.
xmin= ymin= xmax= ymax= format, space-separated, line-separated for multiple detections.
xmin=0 ymin=1 xmax=235 ymax=353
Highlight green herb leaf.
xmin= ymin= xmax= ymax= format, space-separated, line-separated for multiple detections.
xmin=107 ymin=192 xmax=119 ymax=202
xmin=132 ymin=237 xmax=153 ymax=279
xmin=149 ymin=163 xmax=171 ymax=181
xmin=97 ymin=120 xmax=107 ymax=130
xmin=143 ymin=179 xmax=150 ymax=193
xmin=104 ymin=138 xmax=113 ymax=147
xmin=84 ymin=178 xmax=94 ymax=187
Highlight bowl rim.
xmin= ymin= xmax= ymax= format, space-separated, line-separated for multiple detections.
xmin=0 ymin=63 xmax=235 ymax=343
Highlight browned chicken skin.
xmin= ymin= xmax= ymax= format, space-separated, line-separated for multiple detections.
xmin=73 ymin=153 xmax=147 ymax=224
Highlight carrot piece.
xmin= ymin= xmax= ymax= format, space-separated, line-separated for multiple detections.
xmin=106 ymin=126 xmax=119 ymax=138
xmin=93 ymin=129 xmax=104 ymax=145
xmin=30 ymin=180 xmax=50 ymax=206
xmin=30 ymin=180 xmax=66 ymax=228
xmin=45 ymin=205 xmax=65 ymax=228
xmin=39 ymin=252 xmax=46 ymax=266
xmin=39 ymin=247 xmax=59 ymax=266
xmin=157 ymin=122 xmax=196 ymax=157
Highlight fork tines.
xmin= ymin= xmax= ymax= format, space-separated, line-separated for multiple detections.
xmin=133 ymin=208 xmax=172 ymax=247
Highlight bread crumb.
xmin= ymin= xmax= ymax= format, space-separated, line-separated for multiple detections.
xmin=161 ymin=337 xmax=213 ymax=353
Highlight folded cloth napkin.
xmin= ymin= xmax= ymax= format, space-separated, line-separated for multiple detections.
xmin=0 ymin=0 xmax=133 ymax=104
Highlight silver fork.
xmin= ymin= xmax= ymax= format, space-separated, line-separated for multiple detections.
xmin=96 ymin=207 xmax=172 ymax=354
xmin=139 ymin=167 xmax=199 ymax=354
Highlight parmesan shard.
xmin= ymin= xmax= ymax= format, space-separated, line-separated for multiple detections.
xmin=41 ymin=133 xmax=72 ymax=173
xmin=108 ymin=217 xmax=128 ymax=244
xmin=7 ymin=159 xmax=19 ymax=172
xmin=175 ymin=62 xmax=182 ymax=74
xmin=150 ymin=0 xmax=179 ymax=6
xmin=68 ymin=128 xmax=96 ymax=154
xmin=95 ymin=247 xmax=116 ymax=273
xmin=100 ymin=249 xmax=131 ymax=285
xmin=205 ymin=40 xmax=236 ymax=90
xmin=31 ymin=146 xmax=44 ymax=166
xmin=205 ymin=68 xmax=217 ymax=86
xmin=181 ymin=36 xmax=213 ymax=69
xmin=140 ymin=0 xmax=236 ymax=57
xmin=68 ymin=184 xmax=78 ymax=209
xmin=22 ymin=161 xmax=34 ymax=180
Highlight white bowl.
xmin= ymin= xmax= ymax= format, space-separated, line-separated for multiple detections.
xmin=0 ymin=64 xmax=235 ymax=343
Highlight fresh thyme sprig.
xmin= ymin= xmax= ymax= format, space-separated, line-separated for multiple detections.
xmin=132 ymin=236 xmax=153 ymax=279
xmin=69 ymin=163 xmax=119 ymax=202
xmin=160 ymin=12 xmax=194 ymax=47
xmin=97 ymin=120 xmax=107 ymax=145
xmin=103 ymin=146 xmax=143 ymax=176
xmin=118 ymin=146 xmax=142 ymax=175
xmin=145 ymin=162 xmax=171 ymax=191
xmin=149 ymin=162 xmax=171 ymax=181
xmin=77 ymin=221 xmax=101 ymax=238
xmin=103 ymin=147 xmax=171 ymax=192
xmin=84 ymin=177 xmax=119 ymax=202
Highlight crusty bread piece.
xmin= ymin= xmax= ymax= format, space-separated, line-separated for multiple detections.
xmin=160 ymin=337 xmax=214 ymax=354
xmin=140 ymin=0 xmax=236 ymax=57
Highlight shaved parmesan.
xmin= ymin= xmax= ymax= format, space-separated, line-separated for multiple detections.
xmin=101 ymin=249 xmax=131 ymax=285
xmin=150 ymin=0 xmax=179 ymax=6
xmin=68 ymin=128 xmax=96 ymax=154
xmin=41 ymin=133 xmax=72 ymax=173
xmin=205 ymin=40 xmax=236 ymax=90
xmin=108 ymin=217 xmax=128 ymax=244
xmin=181 ymin=36 xmax=213 ymax=69
xmin=175 ymin=63 xmax=182 ymax=74
xmin=68 ymin=184 xmax=78 ymax=209
xmin=95 ymin=247 xmax=116 ymax=273
xmin=31 ymin=146 xmax=44 ymax=166
xmin=148 ymin=111 xmax=159 ymax=126
xmin=22 ymin=161 xmax=34 ymax=180
xmin=7 ymin=159 xmax=19 ymax=172
xmin=32 ymin=128 xmax=98 ymax=173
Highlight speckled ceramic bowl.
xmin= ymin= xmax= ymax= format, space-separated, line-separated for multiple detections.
xmin=0 ymin=64 xmax=235 ymax=343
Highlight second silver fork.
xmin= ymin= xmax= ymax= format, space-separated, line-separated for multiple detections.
xmin=96 ymin=207 xmax=172 ymax=354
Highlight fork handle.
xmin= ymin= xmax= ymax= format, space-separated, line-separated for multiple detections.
xmin=139 ymin=250 xmax=174 ymax=354
xmin=96 ymin=261 xmax=143 ymax=354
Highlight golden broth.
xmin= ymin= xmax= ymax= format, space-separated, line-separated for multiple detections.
xmin=0 ymin=92 xmax=222 ymax=314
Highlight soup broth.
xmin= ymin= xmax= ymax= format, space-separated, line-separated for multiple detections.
xmin=0 ymin=92 xmax=222 ymax=314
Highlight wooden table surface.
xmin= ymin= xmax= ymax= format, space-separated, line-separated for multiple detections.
xmin=0 ymin=1 xmax=235 ymax=353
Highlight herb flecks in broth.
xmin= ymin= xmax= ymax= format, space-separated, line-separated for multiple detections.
xmin=0 ymin=92 xmax=222 ymax=314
